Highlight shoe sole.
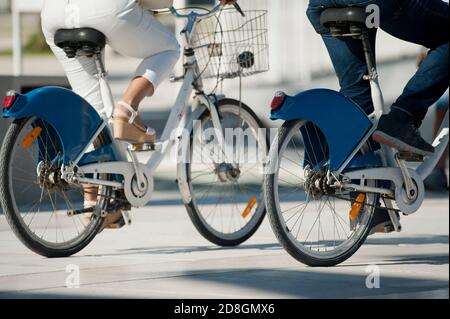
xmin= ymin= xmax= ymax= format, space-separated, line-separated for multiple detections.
xmin=372 ymin=131 xmax=433 ymax=157
xmin=113 ymin=118 xmax=156 ymax=144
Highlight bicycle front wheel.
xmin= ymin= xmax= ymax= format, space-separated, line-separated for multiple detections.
xmin=180 ymin=99 xmax=268 ymax=246
xmin=264 ymin=120 xmax=379 ymax=267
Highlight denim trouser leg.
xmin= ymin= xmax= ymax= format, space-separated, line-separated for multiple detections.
xmin=307 ymin=0 xmax=449 ymax=122
xmin=307 ymin=0 xmax=391 ymax=115
xmin=393 ymin=43 xmax=449 ymax=125
xmin=317 ymin=30 xmax=378 ymax=115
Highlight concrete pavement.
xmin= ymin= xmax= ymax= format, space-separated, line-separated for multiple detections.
xmin=0 ymin=195 xmax=448 ymax=299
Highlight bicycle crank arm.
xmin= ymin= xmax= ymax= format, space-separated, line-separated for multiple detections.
xmin=121 ymin=211 xmax=132 ymax=225
xmin=67 ymin=206 xmax=95 ymax=217
xmin=383 ymin=198 xmax=402 ymax=232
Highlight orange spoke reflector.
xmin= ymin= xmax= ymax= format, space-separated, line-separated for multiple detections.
xmin=349 ymin=193 xmax=366 ymax=222
xmin=22 ymin=127 xmax=42 ymax=149
xmin=242 ymin=197 xmax=257 ymax=218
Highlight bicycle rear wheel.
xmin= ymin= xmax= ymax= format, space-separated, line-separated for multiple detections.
xmin=0 ymin=117 xmax=111 ymax=257
xmin=264 ymin=120 xmax=379 ymax=267
xmin=180 ymin=99 xmax=268 ymax=246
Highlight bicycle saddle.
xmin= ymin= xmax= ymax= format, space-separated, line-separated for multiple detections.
xmin=320 ymin=7 xmax=368 ymax=37
xmin=54 ymin=28 xmax=106 ymax=58
xmin=320 ymin=7 xmax=367 ymax=26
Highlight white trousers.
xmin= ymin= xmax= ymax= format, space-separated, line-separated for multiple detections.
xmin=41 ymin=0 xmax=180 ymax=114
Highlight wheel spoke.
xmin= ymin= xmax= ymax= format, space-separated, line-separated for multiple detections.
xmin=270 ymin=121 xmax=376 ymax=264
xmin=4 ymin=117 xmax=108 ymax=255
xmin=187 ymin=104 xmax=265 ymax=241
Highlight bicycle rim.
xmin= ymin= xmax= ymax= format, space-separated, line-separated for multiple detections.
xmin=185 ymin=101 xmax=267 ymax=244
xmin=0 ymin=117 xmax=109 ymax=254
xmin=266 ymin=120 xmax=377 ymax=263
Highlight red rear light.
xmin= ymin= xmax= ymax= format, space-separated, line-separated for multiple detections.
xmin=3 ymin=91 xmax=17 ymax=109
xmin=271 ymin=91 xmax=286 ymax=111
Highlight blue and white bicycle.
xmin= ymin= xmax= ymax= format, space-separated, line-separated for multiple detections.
xmin=0 ymin=5 xmax=270 ymax=257
xmin=264 ymin=7 xmax=449 ymax=267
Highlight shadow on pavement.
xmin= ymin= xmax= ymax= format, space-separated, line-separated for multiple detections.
xmin=338 ymin=253 xmax=449 ymax=267
xmin=82 ymin=242 xmax=283 ymax=257
xmin=80 ymin=235 xmax=449 ymax=258
xmin=0 ymin=291 xmax=118 ymax=299
xmin=365 ymin=235 xmax=449 ymax=246
xmin=178 ymin=268 xmax=449 ymax=299
xmin=0 ymin=266 xmax=448 ymax=299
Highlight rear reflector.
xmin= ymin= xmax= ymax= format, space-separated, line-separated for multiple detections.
xmin=2 ymin=91 xmax=17 ymax=109
xmin=271 ymin=91 xmax=286 ymax=111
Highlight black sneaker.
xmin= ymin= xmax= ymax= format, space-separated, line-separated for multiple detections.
xmin=373 ymin=108 xmax=435 ymax=157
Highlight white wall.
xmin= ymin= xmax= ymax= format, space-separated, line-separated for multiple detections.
xmin=0 ymin=0 xmax=10 ymax=12
xmin=237 ymin=0 xmax=419 ymax=85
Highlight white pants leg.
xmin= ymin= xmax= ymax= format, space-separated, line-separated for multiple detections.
xmin=41 ymin=0 xmax=180 ymax=116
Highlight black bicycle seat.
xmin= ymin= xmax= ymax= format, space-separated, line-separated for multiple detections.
xmin=320 ymin=7 xmax=367 ymax=27
xmin=54 ymin=28 xmax=106 ymax=58
xmin=320 ymin=7 xmax=369 ymax=37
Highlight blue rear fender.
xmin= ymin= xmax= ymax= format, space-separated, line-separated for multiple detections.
xmin=271 ymin=89 xmax=377 ymax=171
xmin=2 ymin=86 xmax=116 ymax=164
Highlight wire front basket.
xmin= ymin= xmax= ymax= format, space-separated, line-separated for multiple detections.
xmin=191 ymin=9 xmax=269 ymax=80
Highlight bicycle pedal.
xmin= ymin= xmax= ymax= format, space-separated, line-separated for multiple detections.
xmin=397 ymin=151 xmax=424 ymax=162
xmin=374 ymin=225 xmax=395 ymax=234
xmin=383 ymin=225 xmax=395 ymax=233
xmin=129 ymin=142 xmax=162 ymax=152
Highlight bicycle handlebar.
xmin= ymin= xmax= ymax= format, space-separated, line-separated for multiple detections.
xmin=169 ymin=4 xmax=222 ymax=19
xmin=169 ymin=2 xmax=245 ymax=19
xmin=233 ymin=3 xmax=245 ymax=17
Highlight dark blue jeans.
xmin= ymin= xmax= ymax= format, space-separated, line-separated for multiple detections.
xmin=307 ymin=0 xmax=449 ymax=124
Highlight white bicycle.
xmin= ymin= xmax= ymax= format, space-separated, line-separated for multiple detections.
xmin=0 ymin=4 xmax=270 ymax=257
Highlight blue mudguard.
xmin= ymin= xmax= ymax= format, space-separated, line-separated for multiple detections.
xmin=2 ymin=86 xmax=114 ymax=164
xmin=271 ymin=89 xmax=375 ymax=171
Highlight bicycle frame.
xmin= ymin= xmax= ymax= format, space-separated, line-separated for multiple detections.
xmin=338 ymin=60 xmax=449 ymax=217
xmin=63 ymin=5 xmax=229 ymax=208
xmin=268 ymin=31 xmax=448 ymax=219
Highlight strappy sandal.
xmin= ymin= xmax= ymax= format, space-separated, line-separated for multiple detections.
xmin=83 ymin=200 xmax=125 ymax=233
xmin=113 ymin=101 xmax=156 ymax=144
xmin=84 ymin=209 xmax=125 ymax=233
xmin=100 ymin=211 xmax=126 ymax=232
